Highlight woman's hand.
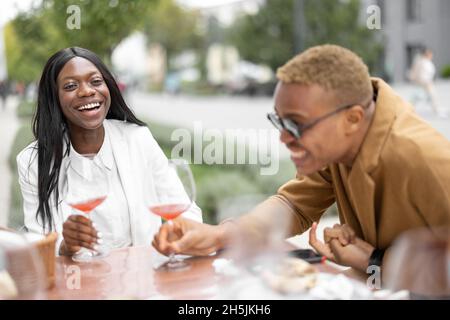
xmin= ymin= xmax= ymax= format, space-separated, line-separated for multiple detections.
xmin=60 ymin=215 xmax=102 ymax=256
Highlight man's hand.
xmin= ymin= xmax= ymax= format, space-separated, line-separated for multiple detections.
xmin=60 ymin=215 xmax=101 ymax=256
xmin=152 ymin=218 xmax=231 ymax=256
xmin=323 ymin=223 xmax=356 ymax=246
xmin=309 ymin=222 xmax=375 ymax=272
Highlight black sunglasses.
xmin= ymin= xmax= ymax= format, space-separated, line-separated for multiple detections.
xmin=267 ymin=104 xmax=356 ymax=139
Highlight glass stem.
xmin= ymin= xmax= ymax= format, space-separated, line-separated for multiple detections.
xmin=167 ymin=219 xmax=176 ymax=263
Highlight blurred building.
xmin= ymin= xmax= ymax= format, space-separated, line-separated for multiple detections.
xmin=147 ymin=43 xmax=167 ymax=87
xmin=112 ymin=32 xmax=149 ymax=89
xmin=206 ymin=44 xmax=239 ymax=85
xmin=380 ymin=0 xmax=450 ymax=82
xmin=182 ymin=0 xmax=271 ymax=91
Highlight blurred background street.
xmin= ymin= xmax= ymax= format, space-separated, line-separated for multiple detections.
xmin=130 ymin=79 xmax=450 ymax=145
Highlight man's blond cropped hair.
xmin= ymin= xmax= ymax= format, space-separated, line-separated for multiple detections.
xmin=277 ymin=44 xmax=373 ymax=107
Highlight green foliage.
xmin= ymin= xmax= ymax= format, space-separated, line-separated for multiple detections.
xmin=8 ymin=122 xmax=34 ymax=229
xmin=4 ymin=17 xmax=52 ymax=83
xmin=45 ymin=0 xmax=154 ymax=59
xmin=195 ymin=169 xmax=261 ymax=223
xmin=180 ymin=80 xmax=220 ymax=96
xmin=441 ymin=65 xmax=450 ymax=78
xmin=9 ymin=176 xmax=25 ymax=230
xmin=248 ymin=159 xmax=297 ymax=195
xmin=16 ymin=99 xmax=37 ymax=119
xmin=143 ymin=0 xmax=203 ymax=71
xmin=304 ymin=0 xmax=383 ymax=73
xmin=8 ymin=123 xmax=34 ymax=173
xmin=228 ymin=0 xmax=384 ymax=74
xmin=5 ymin=0 xmax=155 ymax=82
xmin=144 ymin=119 xmax=182 ymax=155
xmin=228 ymin=0 xmax=295 ymax=73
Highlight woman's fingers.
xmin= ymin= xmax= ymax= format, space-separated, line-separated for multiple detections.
xmin=62 ymin=215 xmax=100 ymax=252
xmin=68 ymin=214 xmax=93 ymax=228
xmin=63 ymin=229 xmax=98 ymax=250
xmin=64 ymin=221 xmax=98 ymax=238
xmin=63 ymin=233 xmax=94 ymax=252
xmin=64 ymin=245 xmax=82 ymax=255
xmin=65 ymin=239 xmax=95 ymax=251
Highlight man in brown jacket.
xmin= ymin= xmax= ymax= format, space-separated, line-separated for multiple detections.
xmin=152 ymin=45 xmax=450 ymax=274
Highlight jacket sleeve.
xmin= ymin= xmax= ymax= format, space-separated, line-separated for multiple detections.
xmin=276 ymin=167 xmax=336 ymax=234
xmin=16 ymin=146 xmax=65 ymax=255
xmin=17 ymin=147 xmax=42 ymax=233
xmin=142 ymin=127 xmax=203 ymax=223
xmin=235 ymin=168 xmax=336 ymax=245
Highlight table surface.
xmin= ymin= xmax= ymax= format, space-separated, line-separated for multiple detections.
xmin=46 ymin=245 xmax=366 ymax=300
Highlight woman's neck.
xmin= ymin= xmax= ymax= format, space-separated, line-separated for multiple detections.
xmin=69 ymin=124 xmax=105 ymax=155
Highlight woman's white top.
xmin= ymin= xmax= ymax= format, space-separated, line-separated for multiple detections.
xmin=17 ymin=119 xmax=202 ymax=254
xmin=68 ymin=126 xmax=133 ymax=249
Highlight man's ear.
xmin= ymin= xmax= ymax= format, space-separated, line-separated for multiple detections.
xmin=344 ymin=106 xmax=365 ymax=133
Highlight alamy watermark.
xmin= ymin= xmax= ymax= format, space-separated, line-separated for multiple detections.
xmin=64 ymin=265 xmax=81 ymax=290
xmin=66 ymin=5 xmax=81 ymax=30
xmin=170 ymin=122 xmax=280 ymax=176
xmin=366 ymin=5 xmax=381 ymax=30
xmin=366 ymin=265 xmax=382 ymax=290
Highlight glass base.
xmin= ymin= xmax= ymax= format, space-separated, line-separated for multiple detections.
xmin=72 ymin=245 xmax=110 ymax=263
xmin=161 ymin=256 xmax=190 ymax=271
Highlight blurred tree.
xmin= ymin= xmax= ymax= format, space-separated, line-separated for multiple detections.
xmin=4 ymin=7 xmax=58 ymax=83
xmin=228 ymin=0 xmax=294 ymax=73
xmin=46 ymin=0 xmax=154 ymax=60
xmin=304 ymin=0 xmax=383 ymax=74
xmin=4 ymin=21 xmax=41 ymax=83
xmin=5 ymin=0 xmax=154 ymax=82
xmin=143 ymin=0 xmax=203 ymax=71
xmin=228 ymin=0 xmax=384 ymax=74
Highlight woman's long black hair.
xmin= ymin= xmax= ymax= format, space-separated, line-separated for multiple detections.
xmin=33 ymin=47 xmax=146 ymax=232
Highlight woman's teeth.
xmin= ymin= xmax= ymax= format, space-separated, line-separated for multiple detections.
xmin=77 ymin=102 xmax=101 ymax=111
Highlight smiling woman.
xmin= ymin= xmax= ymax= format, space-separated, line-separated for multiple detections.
xmin=16 ymin=47 xmax=202 ymax=257
xmin=57 ymin=56 xmax=113 ymax=152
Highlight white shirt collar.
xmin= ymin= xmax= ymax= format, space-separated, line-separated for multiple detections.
xmin=68 ymin=123 xmax=114 ymax=172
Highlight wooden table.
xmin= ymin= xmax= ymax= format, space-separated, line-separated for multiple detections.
xmin=46 ymin=245 xmax=365 ymax=300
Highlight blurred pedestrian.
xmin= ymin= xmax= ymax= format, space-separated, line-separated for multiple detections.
xmin=409 ymin=48 xmax=447 ymax=118
xmin=14 ymin=81 xmax=25 ymax=98
xmin=0 ymin=80 xmax=8 ymax=111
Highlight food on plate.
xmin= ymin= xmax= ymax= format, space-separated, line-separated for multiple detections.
xmin=260 ymin=257 xmax=318 ymax=294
